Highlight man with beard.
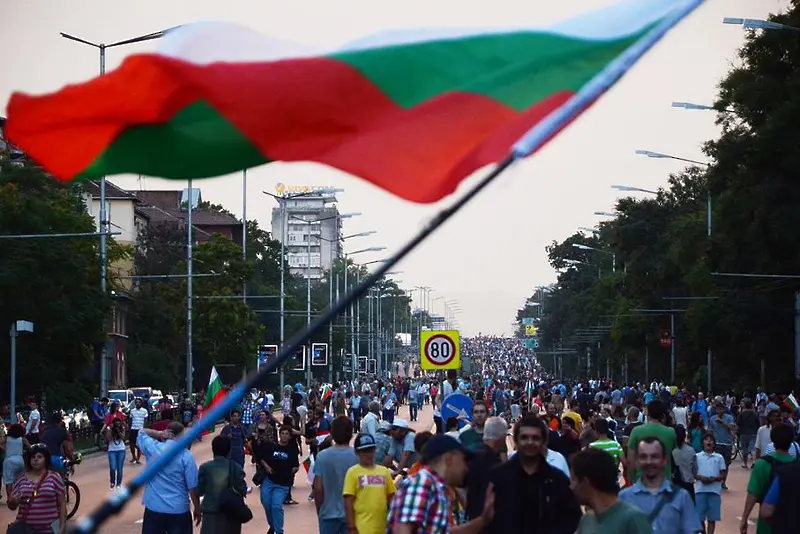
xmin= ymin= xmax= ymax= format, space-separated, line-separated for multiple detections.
xmin=488 ymin=414 xmax=581 ymax=534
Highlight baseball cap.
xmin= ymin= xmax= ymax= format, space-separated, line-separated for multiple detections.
xmin=422 ymin=435 xmax=473 ymax=463
xmin=392 ymin=418 xmax=409 ymax=429
xmin=482 ymin=417 xmax=509 ymax=442
xmin=354 ymin=433 xmax=377 ymax=451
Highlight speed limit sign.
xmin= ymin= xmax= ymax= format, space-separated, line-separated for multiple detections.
xmin=420 ymin=330 xmax=461 ymax=370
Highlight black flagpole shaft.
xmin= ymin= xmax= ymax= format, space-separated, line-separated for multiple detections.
xmin=70 ymin=154 xmax=517 ymax=533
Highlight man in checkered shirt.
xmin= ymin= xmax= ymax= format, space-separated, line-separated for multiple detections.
xmin=241 ymin=391 xmax=258 ymax=437
xmin=387 ymin=435 xmax=494 ymax=534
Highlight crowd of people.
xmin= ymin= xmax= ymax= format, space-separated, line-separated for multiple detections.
xmin=3 ymin=335 xmax=800 ymax=533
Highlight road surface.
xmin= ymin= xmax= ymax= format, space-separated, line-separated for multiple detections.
xmin=0 ymin=406 xmax=756 ymax=533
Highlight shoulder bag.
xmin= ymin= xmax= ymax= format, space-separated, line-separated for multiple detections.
xmin=7 ymin=471 xmax=49 ymax=534
xmin=647 ymin=482 xmax=679 ymax=524
xmin=219 ymin=460 xmax=253 ymax=524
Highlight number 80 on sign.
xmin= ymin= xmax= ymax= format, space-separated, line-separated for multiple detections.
xmin=420 ymin=330 xmax=461 ymax=370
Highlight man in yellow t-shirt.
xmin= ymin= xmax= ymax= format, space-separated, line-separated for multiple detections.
xmin=343 ymin=433 xmax=397 ymax=534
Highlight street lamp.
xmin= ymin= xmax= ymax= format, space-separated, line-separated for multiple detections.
xmin=572 ymin=243 xmax=615 ymax=272
xmin=9 ymin=320 xmax=34 ymax=423
xmin=634 ymin=149 xmax=709 ymax=167
xmin=263 ymin=188 xmax=342 ymax=390
xmin=61 ymin=27 xmax=177 ymax=396
xmin=594 ymin=211 xmax=616 ymax=217
xmin=343 ymin=246 xmax=386 ymax=381
xmin=671 ymin=101 xmax=716 ymax=111
xmin=635 ymin=149 xmax=713 ymax=237
xmin=563 ymin=259 xmax=600 ymax=278
xmin=611 ymin=184 xmax=658 ymax=194
xmin=321 ymin=230 xmax=376 ymax=382
xmin=290 ymin=213 xmax=359 ymax=386
xmin=723 ymin=17 xmax=800 ymax=32
xmin=578 ymin=227 xmax=599 ymax=234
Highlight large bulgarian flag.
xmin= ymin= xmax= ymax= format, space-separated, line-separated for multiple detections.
xmin=5 ymin=0 xmax=697 ymax=203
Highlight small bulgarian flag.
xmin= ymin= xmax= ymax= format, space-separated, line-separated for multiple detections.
xmin=784 ymin=394 xmax=799 ymax=415
xmin=5 ymin=0 xmax=698 ymax=203
xmin=321 ymin=384 xmax=333 ymax=404
xmin=201 ymin=366 xmax=225 ymax=435
xmin=302 ymin=455 xmax=315 ymax=485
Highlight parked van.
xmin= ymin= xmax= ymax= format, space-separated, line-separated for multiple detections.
xmin=108 ymin=389 xmax=136 ymax=412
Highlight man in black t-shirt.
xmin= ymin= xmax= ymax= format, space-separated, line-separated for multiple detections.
xmin=253 ymin=425 xmax=300 ymax=532
xmin=39 ymin=412 xmax=75 ymax=471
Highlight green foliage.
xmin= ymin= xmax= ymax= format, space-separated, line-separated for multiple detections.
xmin=0 ymin=161 xmax=109 ymax=407
xmin=521 ymin=3 xmax=800 ymax=392
xmin=127 ymin=224 xmax=266 ymax=392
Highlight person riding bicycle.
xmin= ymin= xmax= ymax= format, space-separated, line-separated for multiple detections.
xmin=38 ymin=412 xmax=75 ymax=473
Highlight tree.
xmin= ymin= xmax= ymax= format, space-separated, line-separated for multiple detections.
xmin=127 ymin=224 xmax=266 ymax=392
xmin=0 ymin=161 xmax=110 ymax=408
xmin=521 ymin=2 xmax=800 ymax=391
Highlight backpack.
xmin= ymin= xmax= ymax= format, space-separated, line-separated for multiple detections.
xmin=759 ymin=451 xmax=800 ymax=502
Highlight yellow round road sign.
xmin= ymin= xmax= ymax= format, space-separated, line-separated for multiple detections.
xmin=420 ymin=330 xmax=461 ymax=370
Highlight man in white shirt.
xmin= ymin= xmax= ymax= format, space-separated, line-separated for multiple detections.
xmin=25 ymin=400 xmax=41 ymax=442
xmin=361 ymin=401 xmax=380 ymax=437
xmin=129 ymin=398 xmax=149 ymax=464
xmin=673 ymin=400 xmax=689 ymax=428
xmin=442 ymin=370 xmax=456 ymax=401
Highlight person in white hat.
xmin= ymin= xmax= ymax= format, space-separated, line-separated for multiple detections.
xmin=384 ymin=419 xmax=417 ymax=475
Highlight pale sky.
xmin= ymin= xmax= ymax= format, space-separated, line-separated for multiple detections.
xmin=1 ymin=0 xmax=785 ymax=336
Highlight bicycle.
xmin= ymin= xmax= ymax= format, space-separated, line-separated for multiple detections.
xmin=61 ymin=455 xmax=82 ymax=519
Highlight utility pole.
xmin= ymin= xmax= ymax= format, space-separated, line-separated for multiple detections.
xmin=186 ymin=180 xmax=194 ymax=395
xmin=61 ymin=27 xmax=172 ymax=396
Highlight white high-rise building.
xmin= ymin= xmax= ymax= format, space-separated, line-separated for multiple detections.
xmin=270 ymin=189 xmax=343 ymax=280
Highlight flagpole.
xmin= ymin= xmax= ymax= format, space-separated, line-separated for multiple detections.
xmin=71 ymin=1 xmax=704 ymax=530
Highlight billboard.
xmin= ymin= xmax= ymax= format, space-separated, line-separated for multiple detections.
xmin=311 ymin=343 xmax=328 ymax=366
xmin=257 ymin=345 xmax=279 ymax=374
xmin=291 ymin=347 xmax=306 ymax=371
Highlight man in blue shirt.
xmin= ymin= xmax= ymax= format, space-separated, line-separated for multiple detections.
xmin=692 ymin=392 xmax=709 ymax=427
xmin=90 ymin=397 xmax=108 ymax=448
xmin=620 ymin=436 xmax=702 ymax=534
xmin=221 ymin=409 xmax=247 ymax=468
xmin=709 ymin=402 xmax=736 ymax=491
xmin=137 ymin=423 xmax=200 ymax=534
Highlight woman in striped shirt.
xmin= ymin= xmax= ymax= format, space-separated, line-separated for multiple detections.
xmin=7 ymin=443 xmax=66 ymax=534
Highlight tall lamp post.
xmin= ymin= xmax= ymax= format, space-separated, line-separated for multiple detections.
xmin=723 ymin=17 xmax=800 ymax=32
xmin=323 ymin=231 xmax=376 ymax=382
xmin=61 ymin=27 xmax=176 ymax=397
xmin=342 ymin=248 xmax=386 ymax=381
xmin=290 ymin=213 xmax=359 ymax=386
xmin=378 ymin=271 xmax=403 ymax=376
xmin=9 ymin=320 xmax=34 ymax=424
xmin=263 ymin=189 xmax=342 ymax=391
xmin=635 ymin=149 xmax=712 ymax=236
xmin=572 ymin=243 xmax=615 ymax=273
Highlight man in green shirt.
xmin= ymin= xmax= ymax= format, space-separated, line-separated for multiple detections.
xmin=626 ymin=400 xmax=677 ymax=482
xmin=572 ymin=447 xmax=652 ymax=534
xmin=459 ymin=400 xmax=488 ymax=452
xmin=740 ymin=424 xmax=799 ymax=534
xmin=589 ymin=419 xmax=625 ymax=468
